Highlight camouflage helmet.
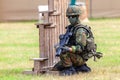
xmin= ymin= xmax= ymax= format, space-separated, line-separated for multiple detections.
xmin=66 ymin=5 xmax=81 ymax=16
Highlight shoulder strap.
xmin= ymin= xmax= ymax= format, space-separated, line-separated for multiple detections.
xmin=73 ymin=24 xmax=94 ymax=38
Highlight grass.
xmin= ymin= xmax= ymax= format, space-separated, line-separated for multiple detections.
xmin=0 ymin=18 xmax=120 ymax=80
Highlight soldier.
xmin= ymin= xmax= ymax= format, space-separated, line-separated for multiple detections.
xmin=53 ymin=5 xmax=102 ymax=75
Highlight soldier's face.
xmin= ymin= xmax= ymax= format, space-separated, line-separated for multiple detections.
xmin=68 ymin=15 xmax=78 ymax=25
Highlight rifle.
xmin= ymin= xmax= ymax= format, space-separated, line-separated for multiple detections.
xmin=91 ymin=50 xmax=103 ymax=61
xmin=55 ymin=27 xmax=72 ymax=56
xmin=82 ymin=48 xmax=103 ymax=61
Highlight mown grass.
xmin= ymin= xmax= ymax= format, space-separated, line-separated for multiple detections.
xmin=0 ymin=18 xmax=120 ymax=80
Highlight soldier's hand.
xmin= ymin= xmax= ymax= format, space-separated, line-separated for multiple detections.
xmin=61 ymin=46 xmax=72 ymax=52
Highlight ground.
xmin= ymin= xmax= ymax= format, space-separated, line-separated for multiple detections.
xmin=0 ymin=18 xmax=120 ymax=80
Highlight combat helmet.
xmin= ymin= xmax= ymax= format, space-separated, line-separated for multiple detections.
xmin=66 ymin=5 xmax=81 ymax=17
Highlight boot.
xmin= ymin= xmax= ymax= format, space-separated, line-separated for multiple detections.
xmin=75 ymin=64 xmax=91 ymax=73
xmin=53 ymin=62 xmax=65 ymax=71
xmin=60 ymin=66 xmax=76 ymax=76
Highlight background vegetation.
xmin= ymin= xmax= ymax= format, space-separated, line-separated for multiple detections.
xmin=0 ymin=18 xmax=120 ymax=80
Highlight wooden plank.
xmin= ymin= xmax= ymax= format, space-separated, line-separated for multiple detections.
xmin=58 ymin=0 xmax=61 ymax=38
xmin=39 ymin=10 xmax=55 ymax=13
xmin=46 ymin=71 xmax=60 ymax=75
xmin=52 ymin=0 xmax=57 ymax=64
xmin=42 ymin=65 xmax=54 ymax=70
xmin=39 ymin=25 xmax=49 ymax=69
xmin=30 ymin=58 xmax=48 ymax=61
xmin=48 ymin=0 xmax=54 ymax=67
xmin=33 ymin=59 xmax=48 ymax=72
xmin=50 ymin=0 xmax=56 ymax=66
xmin=51 ymin=15 xmax=55 ymax=66
xmin=43 ymin=13 xmax=49 ymax=23
xmin=23 ymin=70 xmax=38 ymax=75
xmin=62 ymin=0 xmax=64 ymax=34
xmin=35 ymin=22 xmax=52 ymax=27
xmin=55 ymin=0 xmax=61 ymax=63
xmin=44 ymin=28 xmax=49 ymax=66
xmin=39 ymin=25 xmax=45 ymax=58
xmin=50 ymin=12 xmax=60 ymax=16
xmin=65 ymin=0 xmax=69 ymax=27
xmin=48 ymin=0 xmax=54 ymax=11
xmin=48 ymin=12 xmax=53 ymax=67
xmin=34 ymin=61 xmax=41 ymax=71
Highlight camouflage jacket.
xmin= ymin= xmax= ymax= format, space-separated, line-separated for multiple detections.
xmin=67 ymin=24 xmax=89 ymax=53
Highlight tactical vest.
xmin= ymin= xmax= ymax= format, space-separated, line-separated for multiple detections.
xmin=68 ymin=24 xmax=97 ymax=60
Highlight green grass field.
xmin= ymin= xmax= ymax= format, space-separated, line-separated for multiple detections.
xmin=0 ymin=18 xmax=120 ymax=80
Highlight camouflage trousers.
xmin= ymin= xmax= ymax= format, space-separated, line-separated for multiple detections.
xmin=54 ymin=52 xmax=85 ymax=70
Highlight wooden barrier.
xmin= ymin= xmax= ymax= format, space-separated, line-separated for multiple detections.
xmin=23 ymin=0 xmax=69 ymax=75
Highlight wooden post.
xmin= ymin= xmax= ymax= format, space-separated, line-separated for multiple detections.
xmin=86 ymin=0 xmax=89 ymax=17
xmin=23 ymin=0 xmax=69 ymax=75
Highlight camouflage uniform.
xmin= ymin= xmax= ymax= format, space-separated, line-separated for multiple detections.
xmin=53 ymin=6 xmax=91 ymax=74
xmin=58 ymin=24 xmax=88 ymax=67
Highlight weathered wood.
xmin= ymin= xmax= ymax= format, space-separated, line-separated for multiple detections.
xmin=33 ymin=58 xmax=48 ymax=72
xmin=31 ymin=58 xmax=48 ymax=61
xmin=39 ymin=10 xmax=55 ymax=13
xmin=48 ymin=0 xmax=54 ymax=66
xmin=48 ymin=0 xmax=54 ymax=11
xmin=36 ymin=23 xmax=56 ymax=28
xmin=35 ymin=22 xmax=52 ymax=27
xmin=23 ymin=70 xmax=38 ymax=75
xmin=50 ymin=12 xmax=60 ymax=16
xmin=23 ymin=70 xmax=60 ymax=75
xmin=34 ymin=61 xmax=40 ymax=71
xmin=39 ymin=25 xmax=45 ymax=58
xmin=46 ymin=71 xmax=60 ymax=75
xmin=43 ymin=13 xmax=49 ymax=23
xmin=42 ymin=66 xmax=54 ymax=70
xmin=24 ymin=0 xmax=69 ymax=75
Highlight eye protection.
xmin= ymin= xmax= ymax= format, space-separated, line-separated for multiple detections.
xmin=67 ymin=15 xmax=78 ymax=18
